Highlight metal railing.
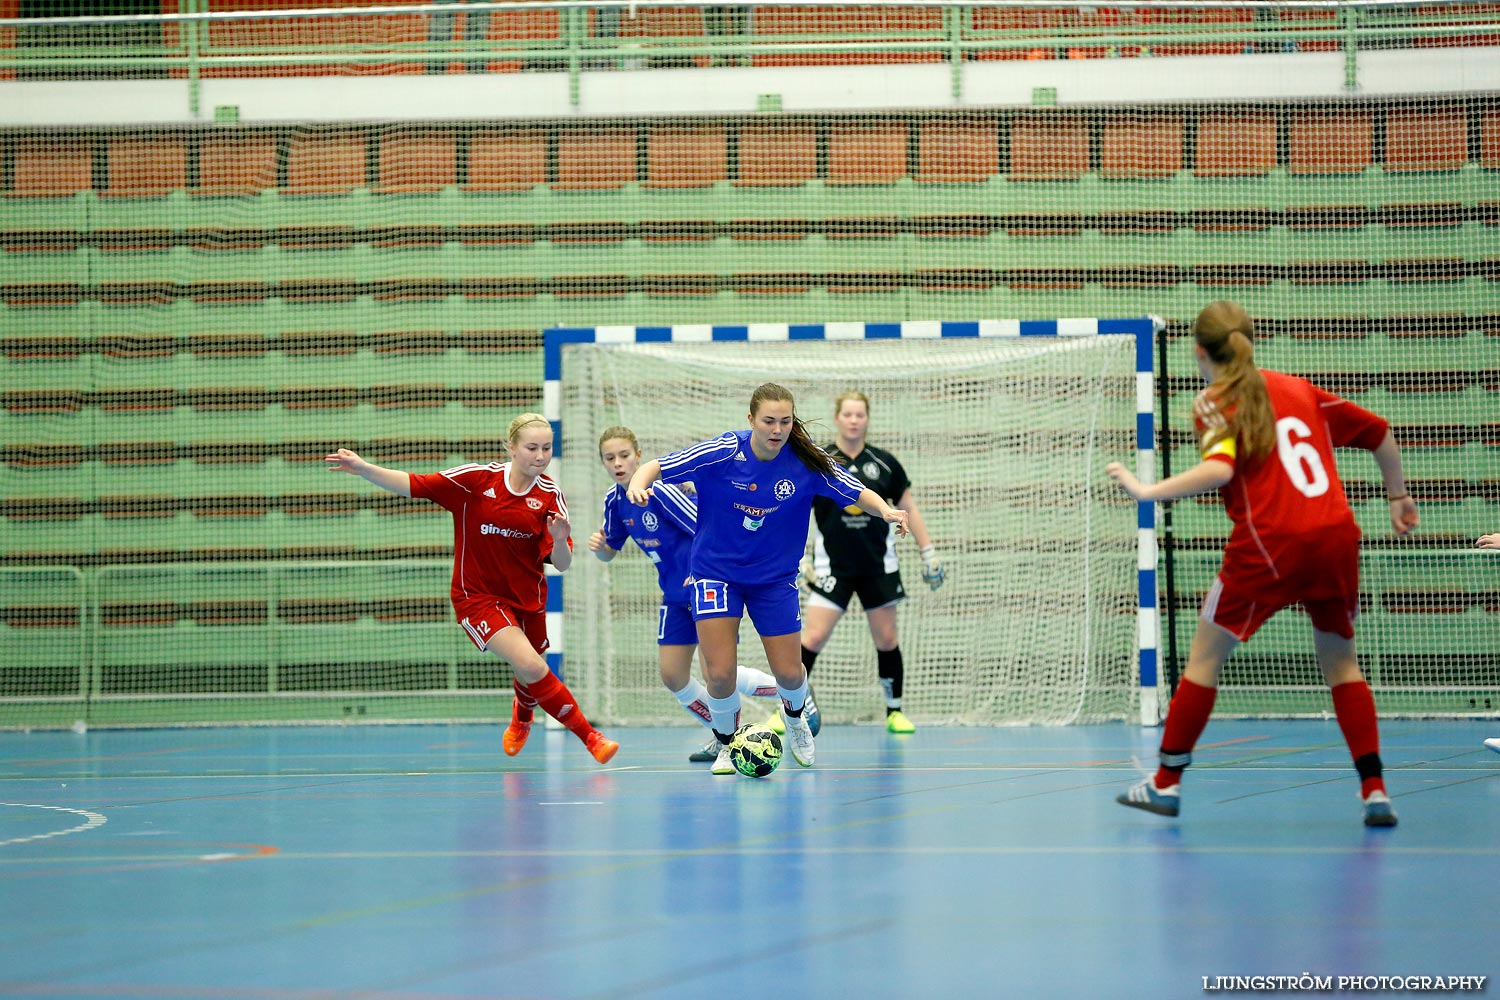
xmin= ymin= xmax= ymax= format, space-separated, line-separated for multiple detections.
xmin=2 ymin=2 xmax=1497 ymax=107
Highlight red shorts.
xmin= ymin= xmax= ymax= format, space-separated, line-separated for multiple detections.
xmin=453 ymin=596 xmax=549 ymax=655
xmin=1203 ymin=525 xmax=1361 ymax=641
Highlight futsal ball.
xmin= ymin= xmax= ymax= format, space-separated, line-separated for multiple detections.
xmin=729 ymin=723 xmax=783 ymax=778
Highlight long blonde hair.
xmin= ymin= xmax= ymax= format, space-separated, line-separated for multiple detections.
xmin=1193 ymin=301 xmax=1274 ymax=463
xmin=750 ymin=383 xmax=834 ymax=475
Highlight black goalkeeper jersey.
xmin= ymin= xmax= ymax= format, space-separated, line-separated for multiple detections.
xmin=810 ymin=442 xmax=911 ymax=576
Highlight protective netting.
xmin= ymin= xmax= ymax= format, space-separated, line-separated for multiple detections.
xmin=1 ymin=3 xmax=1497 ymax=727
xmin=557 ymin=335 xmax=1141 ymax=725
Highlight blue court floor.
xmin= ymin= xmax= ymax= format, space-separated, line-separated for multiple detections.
xmin=1 ymin=720 xmax=1497 ymax=1000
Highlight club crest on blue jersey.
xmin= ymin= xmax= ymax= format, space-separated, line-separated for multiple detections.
xmin=773 ymin=479 xmax=796 ymax=500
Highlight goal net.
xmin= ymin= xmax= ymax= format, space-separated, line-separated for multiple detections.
xmin=556 ymin=329 xmax=1143 ymax=727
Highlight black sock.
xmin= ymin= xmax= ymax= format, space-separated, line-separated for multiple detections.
xmin=801 ymin=645 xmax=818 ymax=676
xmin=877 ymin=647 xmax=903 ymax=706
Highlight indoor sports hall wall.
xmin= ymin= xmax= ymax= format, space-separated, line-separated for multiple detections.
xmin=1 ymin=4 xmax=1497 ymax=727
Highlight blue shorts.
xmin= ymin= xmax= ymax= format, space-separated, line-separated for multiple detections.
xmin=657 ymin=601 xmax=698 ymax=646
xmin=692 ymin=576 xmax=802 ymax=638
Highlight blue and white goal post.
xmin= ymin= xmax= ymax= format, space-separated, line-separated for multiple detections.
xmin=543 ymin=318 xmax=1167 ymax=728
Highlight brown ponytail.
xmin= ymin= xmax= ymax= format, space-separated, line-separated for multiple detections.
xmin=1193 ymin=301 xmax=1274 ymax=463
xmin=749 ymin=382 xmax=835 ymax=475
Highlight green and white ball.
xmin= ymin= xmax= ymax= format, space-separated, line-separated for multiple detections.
xmin=729 ymin=723 xmax=783 ymax=778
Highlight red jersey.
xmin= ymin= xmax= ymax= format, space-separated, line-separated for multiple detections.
xmin=1195 ymin=369 xmax=1388 ymax=596
xmin=408 ymin=462 xmax=572 ymax=614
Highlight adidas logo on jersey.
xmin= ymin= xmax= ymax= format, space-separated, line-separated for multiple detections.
xmin=733 ymin=451 xmax=746 ymax=461
xmin=483 ymin=488 xmax=497 ymax=498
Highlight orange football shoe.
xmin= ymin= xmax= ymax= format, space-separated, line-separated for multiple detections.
xmin=585 ymin=731 xmax=619 ymax=764
xmin=502 ymin=700 xmax=533 ymax=757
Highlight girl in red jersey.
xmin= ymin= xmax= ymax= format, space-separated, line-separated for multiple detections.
xmin=325 ymin=412 xmax=619 ymax=765
xmin=1105 ymin=301 xmax=1419 ymax=827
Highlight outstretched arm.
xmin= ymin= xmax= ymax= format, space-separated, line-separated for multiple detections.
xmin=855 ymin=487 xmax=908 ymax=536
xmin=1104 ymin=459 xmax=1232 ymax=503
xmin=1370 ymin=430 xmax=1418 ymax=536
xmin=589 ymin=529 xmax=619 ymax=562
xmin=325 ymin=448 xmax=412 ymax=497
xmin=626 ymin=459 xmax=662 ymax=507
xmin=547 ymin=511 xmax=574 ymax=572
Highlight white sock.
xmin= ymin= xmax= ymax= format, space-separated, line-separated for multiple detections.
xmin=881 ymin=677 xmax=901 ymax=711
xmin=777 ymin=677 xmax=809 ymax=716
xmin=735 ymin=665 xmax=779 ymax=700
xmin=671 ymin=677 xmax=712 ymax=728
xmin=706 ymin=691 xmax=741 ymax=742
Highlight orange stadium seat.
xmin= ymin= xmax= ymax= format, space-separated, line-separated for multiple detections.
xmin=644 ymin=125 xmax=728 ymax=188
xmin=285 ymin=132 xmax=368 ymax=194
xmin=465 ymin=130 xmax=547 ymax=191
xmin=204 ymin=3 xmax=426 ymax=78
xmin=1384 ymin=106 xmax=1469 ymax=172
xmin=828 ymin=120 xmax=909 ymax=185
xmin=0 ymin=0 xmax=15 ymax=81
xmin=751 ymin=6 xmax=944 ymax=66
xmin=1484 ymin=106 xmax=1500 ymax=170
xmin=1194 ymin=110 xmax=1277 ymax=177
xmin=1009 ymin=113 xmax=1089 ymax=180
xmin=1100 ymin=113 xmax=1184 ymax=179
xmin=8 ymin=139 xmax=93 ymax=196
xmin=915 ymin=118 xmax=1000 ymax=183
xmin=483 ymin=3 xmax=562 ymax=73
xmin=375 ymin=130 xmax=458 ymax=193
xmin=555 ymin=129 xmax=637 ymax=190
xmin=195 ymin=132 xmax=279 ymax=196
xmin=734 ymin=123 xmax=818 ymax=186
xmin=104 ymin=136 xmax=188 ymax=197
xmin=1289 ymin=111 xmax=1373 ymax=175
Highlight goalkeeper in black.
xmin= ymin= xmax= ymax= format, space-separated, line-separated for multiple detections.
xmin=800 ymin=390 xmax=944 ymax=732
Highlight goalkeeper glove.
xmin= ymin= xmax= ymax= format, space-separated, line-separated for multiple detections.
xmin=919 ymin=545 xmax=945 ymax=591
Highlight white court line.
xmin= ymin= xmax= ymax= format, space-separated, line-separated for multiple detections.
xmin=0 ymin=802 xmax=108 ymax=847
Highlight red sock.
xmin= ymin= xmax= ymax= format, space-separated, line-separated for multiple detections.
xmin=1154 ymin=678 xmax=1217 ymax=789
xmin=511 ymin=679 xmax=537 ymax=724
xmin=1331 ymin=680 xmax=1385 ymax=798
xmin=518 ymin=672 xmax=595 ymax=742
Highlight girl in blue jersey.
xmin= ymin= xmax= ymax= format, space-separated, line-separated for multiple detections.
xmin=588 ymin=426 xmax=783 ymax=765
xmin=626 ymin=383 xmax=909 ymax=774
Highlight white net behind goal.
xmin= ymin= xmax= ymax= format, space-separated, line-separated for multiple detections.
xmin=559 ymin=334 xmax=1142 ymax=726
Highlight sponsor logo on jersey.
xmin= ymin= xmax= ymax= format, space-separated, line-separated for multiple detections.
xmin=642 ymin=511 xmax=659 ymax=531
xmin=730 ymin=481 xmax=755 ymax=491
xmin=636 ymin=537 xmax=660 ymax=548
xmin=732 ymin=502 xmax=778 ymax=518
xmin=483 ymin=488 xmax=497 ymax=498
xmin=773 ymin=479 xmax=796 ymax=500
xmin=525 ymin=498 xmax=544 ymax=510
xmin=733 ymin=451 xmax=746 ymax=461
xmin=481 ymin=524 xmax=534 ymax=538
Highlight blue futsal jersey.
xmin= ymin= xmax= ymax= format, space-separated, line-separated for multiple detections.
xmin=658 ymin=430 xmax=865 ymax=586
xmin=600 ymin=481 xmax=697 ymax=605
